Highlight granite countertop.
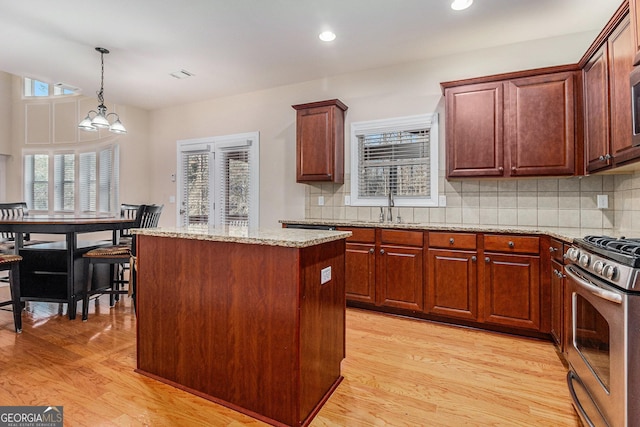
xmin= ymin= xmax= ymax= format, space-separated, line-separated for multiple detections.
xmin=279 ymin=219 xmax=622 ymax=244
xmin=132 ymin=225 xmax=352 ymax=248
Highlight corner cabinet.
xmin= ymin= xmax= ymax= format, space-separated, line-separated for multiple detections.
xmin=292 ymin=99 xmax=348 ymax=183
xmin=443 ymin=69 xmax=578 ymax=178
xmin=584 ymin=13 xmax=640 ymax=172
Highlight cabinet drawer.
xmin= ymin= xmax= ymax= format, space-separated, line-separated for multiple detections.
xmin=429 ymin=232 xmax=477 ymax=250
xmin=380 ymin=229 xmax=423 ymax=247
xmin=338 ymin=227 xmax=376 ymax=243
xmin=549 ymin=239 xmax=565 ymax=262
xmin=484 ymin=235 xmax=540 ymax=254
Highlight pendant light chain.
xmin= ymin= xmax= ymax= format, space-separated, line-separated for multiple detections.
xmin=97 ymin=49 xmax=105 ymax=107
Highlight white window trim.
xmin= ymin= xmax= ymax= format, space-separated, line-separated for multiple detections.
xmin=350 ymin=113 xmax=439 ymax=207
xmin=22 ymin=142 xmax=119 ymax=214
xmin=176 ymin=131 xmax=260 ymax=228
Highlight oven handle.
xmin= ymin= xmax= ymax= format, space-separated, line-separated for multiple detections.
xmin=565 ymin=265 xmax=622 ymax=305
xmin=566 ymin=371 xmax=598 ymax=427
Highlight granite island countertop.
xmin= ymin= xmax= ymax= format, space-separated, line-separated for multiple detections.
xmin=132 ymin=225 xmax=351 ymax=248
xmin=279 ymin=219 xmax=625 ymax=244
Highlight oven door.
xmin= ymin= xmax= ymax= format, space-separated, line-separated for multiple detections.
xmin=565 ymin=264 xmax=625 ymax=427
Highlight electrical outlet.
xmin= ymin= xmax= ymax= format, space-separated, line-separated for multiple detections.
xmin=344 ymin=195 xmax=351 ymax=206
xmin=318 ymin=196 xmax=325 ymax=206
xmin=321 ymin=266 xmax=331 ymax=284
xmin=439 ymin=195 xmax=447 ymax=207
xmin=597 ymin=194 xmax=608 ymax=209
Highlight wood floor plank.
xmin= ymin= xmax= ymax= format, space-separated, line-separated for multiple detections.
xmin=0 ymin=287 xmax=579 ymax=426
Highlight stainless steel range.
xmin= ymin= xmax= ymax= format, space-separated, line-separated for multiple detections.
xmin=564 ymin=236 xmax=640 ymax=427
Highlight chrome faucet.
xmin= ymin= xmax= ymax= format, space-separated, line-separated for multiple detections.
xmin=387 ymin=192 xmax=394 ymax=223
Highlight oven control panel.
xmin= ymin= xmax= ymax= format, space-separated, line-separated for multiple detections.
xmin=565 ymin=246 xmax=635 ymax=291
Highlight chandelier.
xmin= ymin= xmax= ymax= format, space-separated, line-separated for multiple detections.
xmin=78 ymin=47 xmax=127 ymax=134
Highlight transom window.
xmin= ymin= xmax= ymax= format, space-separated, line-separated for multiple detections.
xmin=23 ymin=77 xmax=76 ymax=97
xmin=350 ymin=114 xmax=439 ymax=207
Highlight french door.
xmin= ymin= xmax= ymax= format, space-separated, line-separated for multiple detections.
xmin=177 ymin=132 xmax=259 ymax=228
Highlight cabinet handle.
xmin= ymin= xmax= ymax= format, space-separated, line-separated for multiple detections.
xmin=471 ymin=256 xmax=477 ymax=262
xmin=380 ymin=249 xmax=385 ymax=255
xmin=549 ymin=246 xmax=558 ymax=253
xmin=449 ymin=238 xmax=455 ymax=244
xmin=485 ymin=257 xmax=490 ymax=263
xmin=599 ymin=154 xmax=613 ymax=161
xmin=369 ymin=248 xmax=374 ymax=254
xmin=498 ymin=166 xmax=504 ymax=172
xmin=508 ymin=241 xmax=515 ymax=248
xmin=511 ymin=167 xmax=517 ymax=173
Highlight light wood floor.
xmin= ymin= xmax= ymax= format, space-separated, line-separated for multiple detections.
xmin=0 ymin=287 xmax=580 ymax=426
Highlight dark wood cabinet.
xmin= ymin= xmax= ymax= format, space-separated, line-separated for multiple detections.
xmin=483 ymin=235 xmax=542 ymax=332
xmin=292 ymin=99 xmax=347 ymax=183
xmin=584 ymin=14 xmax=640 ymax=172
xmin=549 ymin=238 xmax=566 ymax=351
xmin=445 ymin=82 xmax=504 ymax=177
xmin=426 ymin=232 xmax=479 ymax=321
xmin=629 ymin=0 xmax=640 ymax=65
xmin=341 ymin=227 xmax=424 ymax=312
xmin=343 ymin=228 xmax=376 ymax=304
xmin=483 ymin=252 xmax=541 ymax=331
xmin=505 ymin=73 xmax=576 ymax=176
xmin=443 ymin=69 xmax=578 ymax=178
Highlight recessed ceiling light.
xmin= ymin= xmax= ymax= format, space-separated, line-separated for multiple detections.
xmin=170 ymin=69 xmax=195 ymax=79
xmin=451 ymin=0 xmax=473 ymax=11
xmin=319 ymin=31 xmax=336 ymax=42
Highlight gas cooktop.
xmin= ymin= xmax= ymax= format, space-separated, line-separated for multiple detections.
xmin=574 ymin=235 xmax=640 ymax=268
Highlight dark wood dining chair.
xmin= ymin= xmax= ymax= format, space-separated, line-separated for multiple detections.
xmin=0 ymin=202 xmax=49 ymax=254
xmin=81 ymin=204 xmax=163 ymax=320
xmin=0 ymin=254 xmax=23 ymax=333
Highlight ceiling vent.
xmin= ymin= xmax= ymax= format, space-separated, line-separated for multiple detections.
xmin=170 ymin=69 xmax=195 ymax=79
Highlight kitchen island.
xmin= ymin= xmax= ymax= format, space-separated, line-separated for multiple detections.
xmin=132 ymin=225 xmax=350 ymax=427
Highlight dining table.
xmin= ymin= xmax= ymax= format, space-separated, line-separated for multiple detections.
xmin=0 ymin=214 xmax=136 ymax=320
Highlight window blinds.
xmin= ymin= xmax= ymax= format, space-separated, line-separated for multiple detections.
xmin=217 ymin=146 xmax=251 ymax=227
xmin=79 ymin=152 xmax=96 ymax=212
xmin=357 ymin=129 xmax=431 ymax=198
xmin=181 ymin=150 xmax=210 ymax=226
xmin=53 ymin=154 xmax=75 ymax=211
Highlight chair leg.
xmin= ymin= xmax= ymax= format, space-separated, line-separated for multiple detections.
xmin=109 ymin=264 xmax=117 ymax=307
xmin=8 ymin=263 xmax=22 ymax=333
xmin=82 ymin=259 xmax=92 ymax=321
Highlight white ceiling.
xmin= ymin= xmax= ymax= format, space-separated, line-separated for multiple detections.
xmin=0 ymin=0 xmax=623 ymax=111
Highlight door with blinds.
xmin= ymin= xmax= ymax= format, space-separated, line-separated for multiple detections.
xmin=177 ymin=133 xmax=259 ymax=228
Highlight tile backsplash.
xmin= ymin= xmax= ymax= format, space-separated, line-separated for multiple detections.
xmin=304 ymin=171 xmax=640 ymax=232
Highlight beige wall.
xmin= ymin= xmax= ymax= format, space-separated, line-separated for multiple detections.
xmin=148 ymin=32 xmax=600 ymax=228
xmin=3 ymin=73 xmax=151 ymax=207
xmin=0 ymin=72 xmax=10 ymax=155
xmin=5 ymin=29 xmax=639 ymax=231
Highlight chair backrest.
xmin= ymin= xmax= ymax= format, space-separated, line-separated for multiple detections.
xmin=120 ymin=203 xmax=141 ymax=238
xmin=134 ymin=204 xmax=163 ymax=229
xmin=0 ymin=202 xmax=28 ymax=242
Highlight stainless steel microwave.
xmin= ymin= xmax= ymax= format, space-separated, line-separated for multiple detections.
xmin=631 ymin=66 xmax=640 ymax=146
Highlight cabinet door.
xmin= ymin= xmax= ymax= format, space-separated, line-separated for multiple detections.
xmin=296 ymin=105 xmax=336 ymax=182
xmin=427 ymin=249 xmax=478 ymax=321
xmin=445 ymin=82 xmax=504 ymax=178
xmin=483 ymin=253 xmax=541 ymax=331
xmin=631 ymin=0 xmax=640 ymax=65
xmin=610 ymin=17 xmax=640 ymax=166
xmin=550 ymin=259 xmax=564 ymax=349
xmin=584 ymin=44 xmax=612 ymax=173
xmin=345 ymin=242 xmax=375 ymax=304
xmin=505 ymin=72 xmax=576 ymax=176
xmin=377 ymin=245 xmax=423 ymax=311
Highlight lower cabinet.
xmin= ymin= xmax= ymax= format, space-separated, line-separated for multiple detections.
xmin=341 ymin=227 xmax=424 ymax=311
xmin=483 ymin=252 xmax=541 ymax=331
xmin=339 ymin=226 xmax=550 ymax=337
xmin=549 ymin=238 xmax=566 ymax=351
xmin=426 ymin=232 xmax=479 ymax=321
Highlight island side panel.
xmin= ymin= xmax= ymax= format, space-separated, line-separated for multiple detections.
xmin=299 ymin=238 xmax=346 ymax=423
xmin=136 ymin=235 xmax=300 ymax=426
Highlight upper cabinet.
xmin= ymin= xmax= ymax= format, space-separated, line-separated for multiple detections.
xmin=583 ymin=13 xmax=640 ymax=172
xmin=630 ymin=0 xmax=640 ymax=65
xmin=292 ymin=99 xmax=348 ymax=183
xmin=443 ymin=69 xmax=578 ymax=179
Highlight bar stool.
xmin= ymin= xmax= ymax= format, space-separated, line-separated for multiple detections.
xmin=0 ymin=254 xmax=23 ymax=333
xmin=81 ymin=204 xmax=163 ymax=320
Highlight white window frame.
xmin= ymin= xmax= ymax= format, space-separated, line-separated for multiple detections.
xmin=176 ymin=132 xmax=260 ymax=228
xmin=350 ymin=113 xmax=439 ymax=207
xmin=22 ymin=143 xmax=119 ymax=214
